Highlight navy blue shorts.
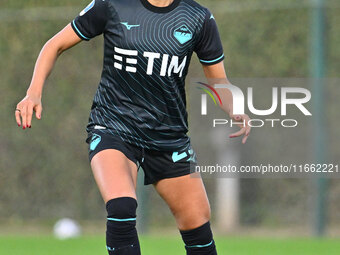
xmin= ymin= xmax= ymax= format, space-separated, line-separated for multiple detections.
xmin=86 ymin=129 xmax=197 ymax=185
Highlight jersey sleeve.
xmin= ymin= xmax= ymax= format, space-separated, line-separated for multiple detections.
xmin=194 ymin=9 xmax=225 ymax=65
xmin=71 ymin=0 xmax=109 ymax=41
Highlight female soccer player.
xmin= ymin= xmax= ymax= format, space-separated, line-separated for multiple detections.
xmin=15 ymin=0 xmax=250 ymax=254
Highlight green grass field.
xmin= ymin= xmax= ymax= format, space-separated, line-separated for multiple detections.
xmin=1 ymin=235 xmax=340 ymax=255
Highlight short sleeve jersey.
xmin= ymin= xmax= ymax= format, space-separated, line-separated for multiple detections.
xmin=72 ymin=0 xmax=224 ymax=151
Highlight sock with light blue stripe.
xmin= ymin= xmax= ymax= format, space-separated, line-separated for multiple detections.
xmin=106 ymin=197 xmax=140 ymax=255
xmin=180 ymin=221 xmax=217 ymax=255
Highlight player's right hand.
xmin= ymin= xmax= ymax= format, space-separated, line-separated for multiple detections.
xmin=15 ymin=93 xmax=42 ymax=129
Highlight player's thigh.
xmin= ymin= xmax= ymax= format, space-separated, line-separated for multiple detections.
xmin=91 ymin=149 xmax=138 ymax=203
xmin=154 ymin=173 xmax=211 ymax=230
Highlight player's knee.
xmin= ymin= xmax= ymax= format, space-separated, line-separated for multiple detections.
xmin=180 ymin=221 xmax=217 ymax=255
xmin=176 ymin=204 xmax=211 ymax=230
xmin=106 ymin=197 xmax=140 ymax=254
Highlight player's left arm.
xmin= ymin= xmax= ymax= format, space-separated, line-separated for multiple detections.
xmin=202 ymin=61 xmax=251 ymax=144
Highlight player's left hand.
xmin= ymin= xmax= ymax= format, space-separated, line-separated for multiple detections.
xmin=15 ymin=93 xmax=42 ymax=129
xmin=229 ymin=114 xmax=251 ymax=144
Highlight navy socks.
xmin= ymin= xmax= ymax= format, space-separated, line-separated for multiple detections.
xmin=106 ymin=197 xmax=141 ymax=255
xmin=180 ymin=222 xmax=217 ymax=255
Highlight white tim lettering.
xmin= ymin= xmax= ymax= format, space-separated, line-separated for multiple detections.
xmin=115 ymin=47 xmax=138 ymax=56
xmin=114 ymin=55 xmax=123 ymax=61
xmin=114 ymin=62 xmax=122 ymax=70
xmin=168 ymin=56 xmax=187 ymax=77
xmin=143 ymin=52 xmax=160 ymax=75
xmin=126 ymin=66 xmax=137 ymax=73
xmin=114 ymin=47 xmax=138 ymax=73
xmin=160 ymin=54 xmax=169 ymax=76
xmin=126 ymin=58 xmax=137 ymax=64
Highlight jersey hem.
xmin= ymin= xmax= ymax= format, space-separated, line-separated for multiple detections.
xmin=71 ymin=20 xmax=90 ymax=41
xmin=199 ymin=54 xmax=225 ymax=65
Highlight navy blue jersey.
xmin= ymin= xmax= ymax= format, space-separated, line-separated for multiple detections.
xmin=71 ymin=0 xmax=224 ymax=151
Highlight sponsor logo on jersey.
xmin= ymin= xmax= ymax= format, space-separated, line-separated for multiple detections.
xmin=80 ymin=0 xmax=95 ymax=16
xmin=113 ymin=47 xmax=187 ymax=77
xmin=174 ymin=25 xmax=193 ymax=44
xmin=120 ymin=22 xmax=140 ymax=30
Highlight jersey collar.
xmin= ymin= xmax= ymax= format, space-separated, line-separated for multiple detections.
xmin=140 ymin=0 xmax=181 ymax=13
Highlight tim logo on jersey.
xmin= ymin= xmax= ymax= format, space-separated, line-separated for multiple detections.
xmin=113 ymin=47 xmax=187 ymax=77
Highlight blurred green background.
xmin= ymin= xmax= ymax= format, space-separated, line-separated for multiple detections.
xmin=0 ymin=0 xmax=340 ymax=252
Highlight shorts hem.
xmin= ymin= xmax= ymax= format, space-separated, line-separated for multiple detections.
xmin=144 ymin=169 xmax=192 ymax=185
xmin=89 ymin=147 xmax=138 ymax=166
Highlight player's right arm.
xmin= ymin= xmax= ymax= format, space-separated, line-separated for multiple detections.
xmin=15 ymin=24 xmax=81 ymax=129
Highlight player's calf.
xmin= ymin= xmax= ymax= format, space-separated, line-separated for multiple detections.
xmin=180 ymin=221 xmax=217 ymax=255
xmin=106 ymin=197 xmax=141 ymax=255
